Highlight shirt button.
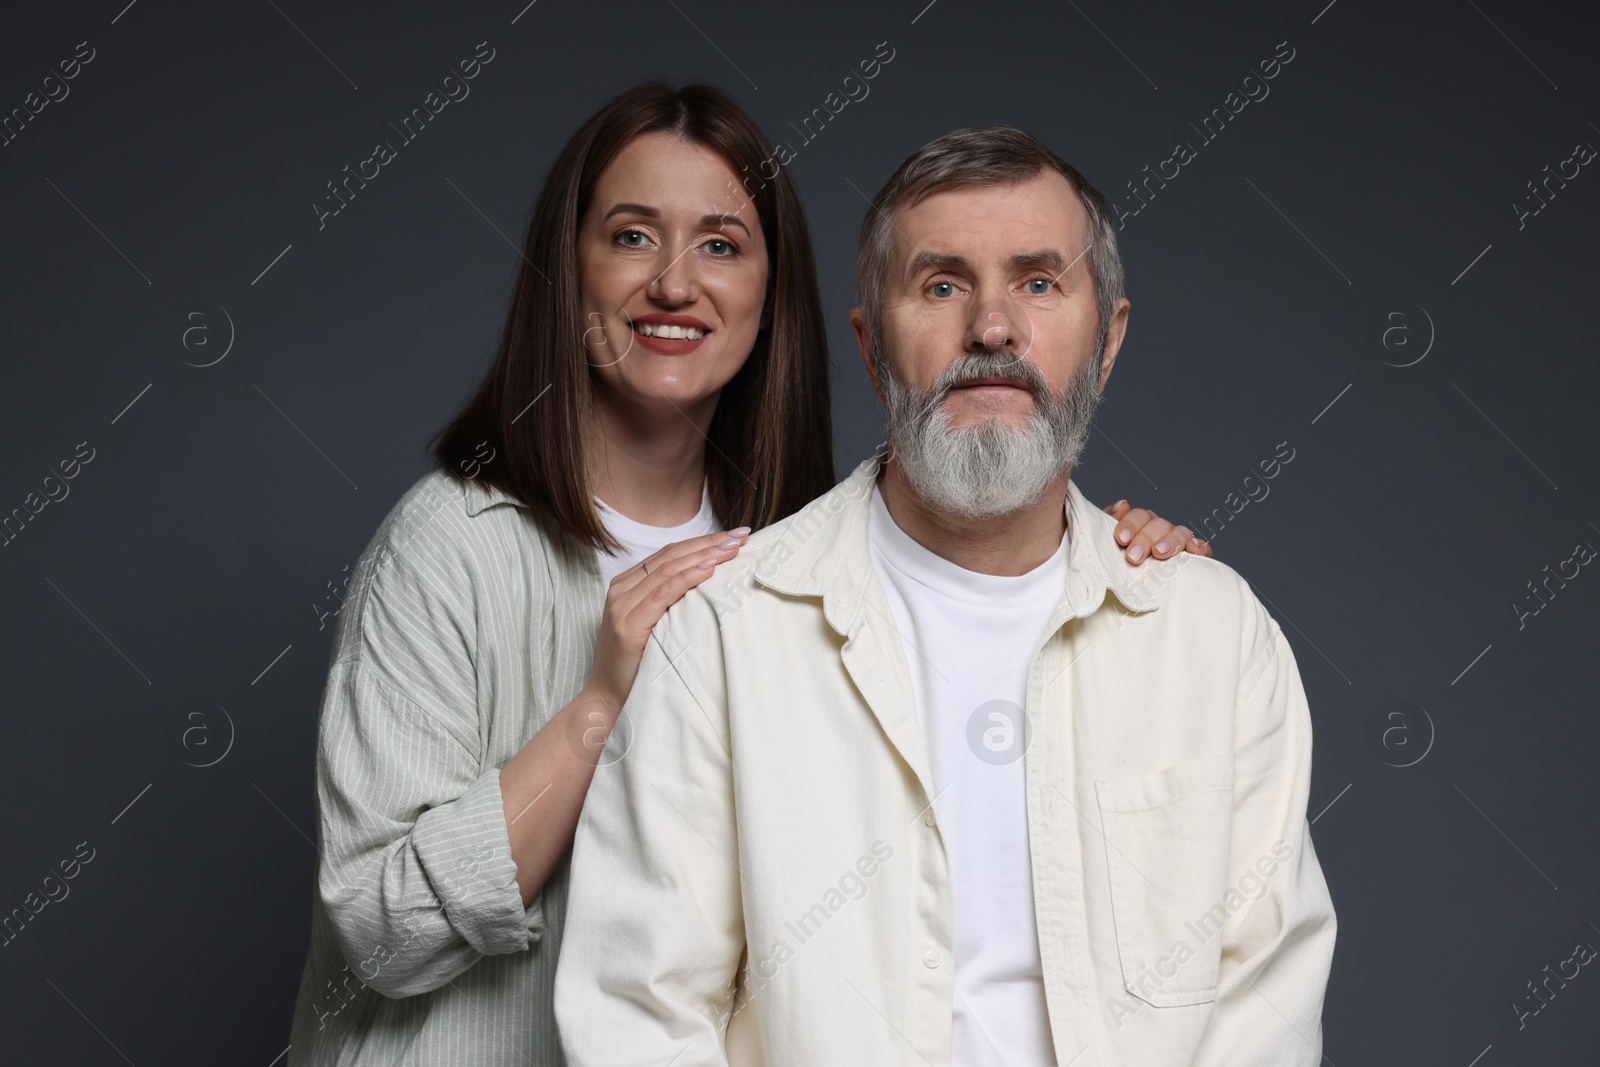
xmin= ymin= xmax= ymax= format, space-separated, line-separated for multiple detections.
xmin=922 ymin=950 xmax=940 ymax=968
xmin=923 ymin=811 xmax=936 ymax=827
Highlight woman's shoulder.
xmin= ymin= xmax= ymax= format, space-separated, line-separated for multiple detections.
xmin=332 ymin=469 xmax=571 ymax=656
xmin=375 ymin=467 xmax=557 ymax=567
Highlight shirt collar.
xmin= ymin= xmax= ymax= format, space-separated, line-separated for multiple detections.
xmin=751 ymin=448 xmax=1161 ymax=637
xmin=460 ymin=476 xmax=526 ymax=517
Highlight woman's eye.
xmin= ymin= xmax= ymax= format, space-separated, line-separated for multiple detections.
xmin=1025 ymin=278 xmax=1052 ymax=295
xmin=929 ymin=282 xmax=956 ymax=298
xmin=703 ymin=238 xmax=736 ymax=257
xmin=617 ymin=230 xmax=649 ymax=248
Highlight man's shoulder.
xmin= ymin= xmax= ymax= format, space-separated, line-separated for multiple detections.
xmin=675 ymin=512 xmax=805 ymax=620
xmin=646 ymin=502 xmax=842 ymax=669
xmin=1097 ymin=521 xmax=1280 ymax=675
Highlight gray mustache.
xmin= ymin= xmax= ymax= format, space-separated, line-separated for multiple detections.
xmin=931 ymin=351 xmax=1049 ymax=405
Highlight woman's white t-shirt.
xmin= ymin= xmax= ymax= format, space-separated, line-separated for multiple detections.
xmin=593 ymin=480 xmax=720 ymax=590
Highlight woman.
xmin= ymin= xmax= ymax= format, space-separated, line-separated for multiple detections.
xmin=286 ymin=82 xmax=1208 ymax=1066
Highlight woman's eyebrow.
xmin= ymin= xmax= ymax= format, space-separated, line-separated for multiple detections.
xmin=599 ymin=203 xmax=751 ymax=237
xmin=602 ymin=202 xmax=659 ymax=221
xmin=701 ymin=213 xmax=750 ymax=236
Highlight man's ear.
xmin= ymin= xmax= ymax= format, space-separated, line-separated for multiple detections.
xmin=1096 ymin=297 xmax=1132 ymax=392
xmin=850 ymin=307 xmax=886 ymax=406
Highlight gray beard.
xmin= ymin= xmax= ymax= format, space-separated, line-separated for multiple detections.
xmin=879 ymin=345 xmax=1103 ymax=520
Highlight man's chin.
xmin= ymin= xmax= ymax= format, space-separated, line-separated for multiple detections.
xmin=941 ymin=406 xmax=1036 ymax=436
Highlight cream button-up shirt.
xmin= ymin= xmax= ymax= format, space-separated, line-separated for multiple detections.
xmin=554 ymin=450 xmax=1337 ymax=1067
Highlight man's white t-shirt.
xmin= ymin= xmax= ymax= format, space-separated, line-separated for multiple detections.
xmin=593 ymin=480 xmax=720 ymax=590
xmin=866 ymin=480 xmax=1069 ymax=1066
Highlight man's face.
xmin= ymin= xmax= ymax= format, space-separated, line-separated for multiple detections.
xmin=852 ymin=169 xmax=1131 ymax=518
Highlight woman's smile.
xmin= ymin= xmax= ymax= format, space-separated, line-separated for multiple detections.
xmin=629 ymin=312 xmax=712 ymax=354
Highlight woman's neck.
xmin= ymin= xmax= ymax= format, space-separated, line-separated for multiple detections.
xmin=588 ymin=382 xmax=715 ymax=526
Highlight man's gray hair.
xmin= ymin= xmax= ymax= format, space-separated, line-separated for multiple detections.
xmin=855 ymin=125 xmax=1125 ymax=366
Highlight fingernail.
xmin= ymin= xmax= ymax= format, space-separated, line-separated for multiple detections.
xmin=730 ymin=526 xmax=751 ymax=537
xmin=1129 ymin=544 xmax=1145 ymax=561
xmin=698 ymin=557 xmax=715 ymax=569
xmin=717 ymin=538 xmax=739 ymax=549
xmin=1115 ymin=499 xmax=1127 ymax=510
xmin=1117 ymin=528 xmax=1131 ymax=544
xmin=1155 ymin=540 xmax=1170 ymax=554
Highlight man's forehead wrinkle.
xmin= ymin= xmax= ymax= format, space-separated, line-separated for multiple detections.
xmin=902 ymin=187 xmax=1070 ymax=233
xmin=896 ymin=215 xmax=1080 ymax=259
xmin=902 ymin=185 xmax=1090 ymax=261
xmin=890 ymin=221 xmax=994 ymax=282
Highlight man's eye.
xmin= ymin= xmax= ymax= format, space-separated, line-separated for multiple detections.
xmin=704 ymin=238 xmax=736 ymax=257
xmin=1025 ymin=278 xmax=1052 ymax=295
xmin=929 ymin=282 xmax=956 ymax=298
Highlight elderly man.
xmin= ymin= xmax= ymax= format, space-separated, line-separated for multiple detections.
xmin=553 ymin=126 xmax=1336 ymax=1067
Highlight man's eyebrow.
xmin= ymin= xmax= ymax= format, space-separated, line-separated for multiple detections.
xmin=600 ymin=203 xmax=751 ymax=236
xmin=903 ymin=248 xmax=1070 ymax=282
xmin=1007 ymin=249 xmax=1065 ymax=273
xmin=904 ymin=250 xmax=971 ymax=281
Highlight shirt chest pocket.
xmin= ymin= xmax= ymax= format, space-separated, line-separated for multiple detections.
xmin=1093 ymin=753 xmax=1235 ymax=1007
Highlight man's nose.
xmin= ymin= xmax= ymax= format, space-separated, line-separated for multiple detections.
xmin=965 ymin=296 xmax=1030 ymax=358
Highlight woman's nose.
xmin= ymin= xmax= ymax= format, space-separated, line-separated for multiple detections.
xmin=647 ymin=246 xmax=698 ymax=305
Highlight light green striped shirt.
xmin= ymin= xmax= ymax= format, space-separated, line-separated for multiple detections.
xmin=288 ymin=468 xmax=605 ymax=1066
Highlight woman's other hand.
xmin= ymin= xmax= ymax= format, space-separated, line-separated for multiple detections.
xmin=584 ymin=527 xmax=751 ymax=712
xmin=1102 ymin=500 xmax=1212 ymax=564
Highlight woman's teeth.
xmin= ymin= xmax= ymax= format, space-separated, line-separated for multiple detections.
xmin=636 ymin=323 xmax=705 ymax=340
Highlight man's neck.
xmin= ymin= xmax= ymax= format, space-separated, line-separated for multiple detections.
xmin=878 ymin=457 xmax=1072 ymax=576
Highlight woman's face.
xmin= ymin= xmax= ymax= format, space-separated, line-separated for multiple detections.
xmin=578 ymin=131 xmax=769 ymax=414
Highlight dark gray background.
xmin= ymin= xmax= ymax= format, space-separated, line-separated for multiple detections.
xmin=3 ymin=0 xmax=1597 ymax=1063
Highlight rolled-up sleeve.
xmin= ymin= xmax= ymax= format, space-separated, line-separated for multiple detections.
xmin=315 ymin=658 xmax=543 ymax=998
xmin=554 ymin=601 xmax=745 ymax=1066
xmin=311 ymin=494 xmax=545 ymax=1000
xmin=1194 ymin=620 xmax=1338 ymax=1065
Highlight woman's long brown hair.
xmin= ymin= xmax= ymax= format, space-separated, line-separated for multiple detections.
xmin=432 ymin=82 xmax=834 ymax=554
